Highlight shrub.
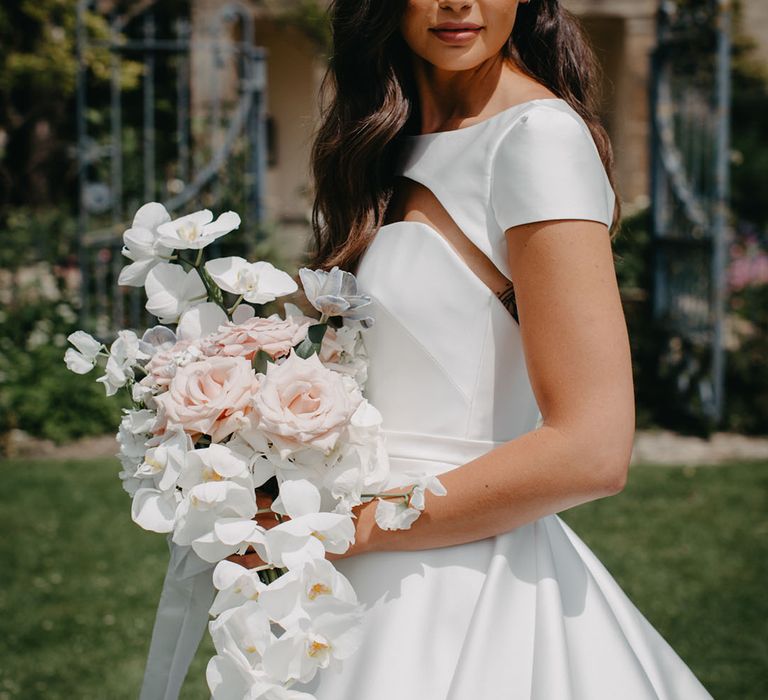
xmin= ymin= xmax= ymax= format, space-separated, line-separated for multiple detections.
xmin=0 ymin=264 xmax=129 ymax=451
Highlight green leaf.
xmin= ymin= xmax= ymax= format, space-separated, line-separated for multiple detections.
xmin=293 ymin=322 xmax=327 ymax=359
xmin=308 ymin=323 xmax=328 ymax=345
xmin=198 ymin=264 xmax=225 ymax=306
xmin=252 ymin=349 xmax=272 ymax=374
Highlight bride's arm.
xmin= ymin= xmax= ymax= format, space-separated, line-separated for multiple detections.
xmin=337 ymin=217 xmax=635 ymax=559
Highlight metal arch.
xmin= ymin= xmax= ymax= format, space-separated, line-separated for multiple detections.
xmin=649 ymin=0 xmax=732 ymax=429
xmin=654 ymin=78 xmax=710 ymax=232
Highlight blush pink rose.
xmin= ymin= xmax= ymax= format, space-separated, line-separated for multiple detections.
xmin=252 ymin=350 xmax=363 ymax=458
xmin=143 ymin=338 xmax=203 ymax=389
xmin=205 ymin=313 xmax=310 ymax=362
xmin=152 ymin=355 xmax=260 ymax=443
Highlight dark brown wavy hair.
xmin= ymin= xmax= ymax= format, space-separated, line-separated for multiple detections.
xmin=306 ymin=0 xmax=622 ymax=274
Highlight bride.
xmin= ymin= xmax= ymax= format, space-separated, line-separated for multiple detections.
xmin=140 ymin=0 xmax=715 ymax=698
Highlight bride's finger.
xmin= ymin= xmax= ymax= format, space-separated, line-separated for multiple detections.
xmin=253 ymin=512 xmax=288 ymax=529
xmin=225 ymin=550 xmax=266 ymax=569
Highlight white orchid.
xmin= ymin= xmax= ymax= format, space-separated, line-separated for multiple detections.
xmin=177 ymin=443 xmax=252 ymax=492
xmin=205 ymin=257 xmax=298 ymax=305
xmin=298 ymin=266 xmax=373 ymax=327
xmin=117 ymin=202 xmax=175 ymax=287
xmin=64 ymin=330 xmax=103 ymax=374
xmin=144 ymin=263 xmax=207 ymax=324
xmin=225 ymin=431 xmax=277 ymax=489
xmin=283 ymin=301 xmax=315 ymax=322
xmin=206 ymin=653 xmax=265 ymax=700
xmin=210 ymin=560 xmax=269 ymax=616
xmin=173 ymin=480 xmax=259 ymax=562
xmin=116 ymin=409 xmax=156 ymax=495
xmin=261 ymin=601 xmax=364 ymax=685
xmin=232 ymin=303 xmax=256 ymax=323
xmin=264 ymin=479 xmax=356 ymax=569
xmin=207 ymin=652 xmax=315 ymax=700
xmin=177 ymin=302 xmax=228 ymax=342
xmin=130 ymin=485 xmax=181 ymax=534
xmin=374 ymin=472 xmax=447 ymax=531
xmin=135 ymin=425 xmax=192 ymax=492
xmin=207 ymin=600 xmax=275 ymax=680
xmin=138 ymin=325 xmax=177 ymax=359
xmin=206 ymin=601 xmax=317 ymax=700
xmin=128 ymin=425 xmax=192 ymax=532
xmin=96 ymin=330 xmax=150 ymax=396
xmin=156 ymin=209 xmax=240 ymax=250
xmin=258 ymin=557 xmax=359 ymax=630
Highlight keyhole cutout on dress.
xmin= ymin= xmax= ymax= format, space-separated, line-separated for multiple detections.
xmin=383 ymin=176 xmax=520 ymax=323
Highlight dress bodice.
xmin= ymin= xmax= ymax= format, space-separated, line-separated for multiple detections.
xmin=350 ymin=98 xmax=616 ymax=451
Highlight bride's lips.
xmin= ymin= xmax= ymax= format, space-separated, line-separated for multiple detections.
xmin=430 ymin=23 xmax=483 ymax=45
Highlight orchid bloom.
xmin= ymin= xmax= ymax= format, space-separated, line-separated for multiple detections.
xmin=117 ymin=202 xmax=174 ymax=287
xmin=144 ymin=263 xmax=208 ymax=324
xmin=156 ymin=209 xmax=241 ymax=250
xmin=207 ymin=601 xmax=317 ymax=699
xmin=172 ymin=480 xmax=260 ymax=563
xmin=374 ymin=472 xmax=447 ymax=531
xmin=64 ymin=330 xmax=103 ymax=374
xmin=177 ymin=302 xmax=228 ymax=342
xmin=95 ymin=330 xmax=150 ymax=396
xmin=264 ymin=479 xmax=356 ymax=570
xmin=205 ymin=257 xmax=298 ymax=304
xmin=209 ymin=560 xmax=269 ymax=616
xmin=258 ymin=557 xmax=359 ymax=630
xmin=261 ymin=600 xmax=364 ymax=685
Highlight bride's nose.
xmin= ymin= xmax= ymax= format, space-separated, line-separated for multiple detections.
xmin=438 ymin=0 xmax=474 ymax=9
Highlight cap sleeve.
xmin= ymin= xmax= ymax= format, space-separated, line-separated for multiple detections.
xmin=490 ymin=105 xmax=615 ymax=233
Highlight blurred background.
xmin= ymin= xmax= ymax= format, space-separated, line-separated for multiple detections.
xmin=0 ymin=1 xmax=766 ymax=699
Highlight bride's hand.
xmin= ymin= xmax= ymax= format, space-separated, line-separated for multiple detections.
xmin=325 ymin=496 xmax=382 ymax=562
xmin=225 ymin=488 xmax=288 ymax=570
xmin=226 ymin=488 xmax=389 ymax=568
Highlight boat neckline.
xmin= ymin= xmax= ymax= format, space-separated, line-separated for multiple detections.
xmin=405 ymin=97 xmax=567 ymax=138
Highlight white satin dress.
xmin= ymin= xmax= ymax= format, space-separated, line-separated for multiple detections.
xmin=293 ymin=99 xmax=715 ymax=699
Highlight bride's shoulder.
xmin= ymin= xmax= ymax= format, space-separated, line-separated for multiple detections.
xmin=490 ymin=99 xmax=597 ymax=159
xmin=489 ymin=100 xmax=615 ymax=233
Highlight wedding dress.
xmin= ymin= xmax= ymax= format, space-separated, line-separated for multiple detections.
xmin=139 ymin=98 xmax=714 ymax=699
xmin=293 ymin=98 xmax=715 ymax=699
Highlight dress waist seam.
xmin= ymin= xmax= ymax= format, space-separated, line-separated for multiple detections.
xmin=382 ymin=428 xmax=508 ymax=468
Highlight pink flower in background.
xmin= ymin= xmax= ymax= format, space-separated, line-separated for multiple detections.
xmin=205 ymin=313 xmax=310 ymax=362
xmin=252 ymin=350 xmax=363 ymax=458
xmin=728 ymin=234 xmax=768 ymax=291
xmin=728 ymin=253 xmax=768 ymax=290
xmin=153 ymin=355 xmax=261 ymax=443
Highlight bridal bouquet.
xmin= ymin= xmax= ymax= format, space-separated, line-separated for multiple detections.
xmin=63 ymin=202 xmax=446 ymax=698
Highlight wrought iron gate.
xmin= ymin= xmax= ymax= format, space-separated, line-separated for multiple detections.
xmin=75 ymin=1 xmax=268 ymax=338
xmin=650 ymin=0 xmax=732 ymax=430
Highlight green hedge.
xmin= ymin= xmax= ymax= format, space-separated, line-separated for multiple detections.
xmin=0 ymin=272 xmax=129 ymax=450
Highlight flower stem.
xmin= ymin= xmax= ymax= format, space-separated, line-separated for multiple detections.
xmin=361 ymin=491 xmax=412 ymax=498
xmin=227 ymin=295 xmax=244 ymax=315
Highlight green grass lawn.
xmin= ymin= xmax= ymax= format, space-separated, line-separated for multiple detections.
xmin=0 ymin=457 xmax=765 ymax=700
